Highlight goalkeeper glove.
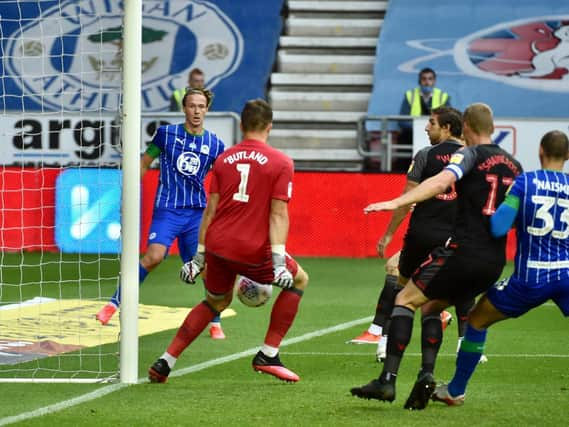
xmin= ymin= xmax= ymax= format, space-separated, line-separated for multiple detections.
xmin=272 ymin=251 xmax=293 ymax=289
xmin=180 ymin=247 xmax=205 ymax=284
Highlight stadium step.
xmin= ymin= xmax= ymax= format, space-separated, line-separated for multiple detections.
xmin=269 ymin=129 xmax=357 ymax=149
xmin=281 ymin=148 xmax=363 ymax=171
xmin=287 ymin=0 xmax=388 ymax=14
xmin=268 ymin=91 xmax=370 ymax=112
xmin=271 ymin=73 xmax=373 ymax=88
xmin=279 ymin=36 xmax=377 ymax=50
xmin=281 ymin=148 xmax=362 ymax=161
xmin=277 ymin=52 xmax=375 ymax=74
xmin=286 ymin=18 xmax=382 ymax=37
xmin=273 ymin=110 xmax=364 ymax=124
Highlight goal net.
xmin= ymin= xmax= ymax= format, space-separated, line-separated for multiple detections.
xmin=0 ymin=0 xmax=136 ymax=383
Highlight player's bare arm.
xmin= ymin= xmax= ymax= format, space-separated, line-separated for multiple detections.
xmin=270 ymin=198 xmax=294 ymax=289
xmin=377 ymin=180 xmax=418 ymax=257
xmin=197 ymin=192 xmax=219 ymax=245
xmin=269 ymin=198 xmax=289 ymax=246
xmin=180 ymin=192 xmax=219 ymax=284
xmin=140 ymin=152 xmax=155 ymax=179
xmin=365 ymin=170 xmax=456 ymax=213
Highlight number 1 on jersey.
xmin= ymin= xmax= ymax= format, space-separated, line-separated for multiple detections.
xmin=233 ymin=163 xmax=250 ymax=202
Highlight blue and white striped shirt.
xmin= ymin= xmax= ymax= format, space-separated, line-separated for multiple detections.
xmin=510 ymin=169 xmax=569 ymax=284
xmin=151 ymin=124 xmax=225 ymax=209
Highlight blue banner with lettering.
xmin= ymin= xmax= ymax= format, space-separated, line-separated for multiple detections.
xmin=369 ymin=0 xmax=569 ymax=118
xmin=0 ymin=0 xmax=284 ymax=113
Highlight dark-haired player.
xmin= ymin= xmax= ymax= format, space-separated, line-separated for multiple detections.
xmin=351 ymin=108 xmax=467 ymax=374
xmin=351 ymin=103 xmax=522 ymax=409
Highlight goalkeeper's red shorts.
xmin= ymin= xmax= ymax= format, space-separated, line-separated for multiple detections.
xmin=204 ymin=252 xmax=298 ymax=295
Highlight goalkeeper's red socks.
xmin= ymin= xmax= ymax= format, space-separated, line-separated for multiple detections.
xmin=263 ymin=288 xmax=303 ymax=348
xmin=167 ymin=301 xmax=218 ymax=357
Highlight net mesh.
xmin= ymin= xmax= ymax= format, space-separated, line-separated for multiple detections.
xmin=0 ymin=0 xmax=124 ymax=382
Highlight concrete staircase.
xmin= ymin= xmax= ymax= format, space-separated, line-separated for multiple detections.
xmin=269 ymin=0 xmax=387 ymax=170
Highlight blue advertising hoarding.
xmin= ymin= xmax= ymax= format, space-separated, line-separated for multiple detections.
xmin=55 ymin=168 xmax=122 ymax=253
xmin=369 ymin=0 xmax=569 ymax=118
xmin=0 ymin=0 xmax=284 ymax=113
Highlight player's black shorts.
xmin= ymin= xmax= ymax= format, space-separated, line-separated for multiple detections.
xmin=398 ymin=232 xmax=447 ymax=279
xmin=411 ymin=244 xmax=504 ymax=304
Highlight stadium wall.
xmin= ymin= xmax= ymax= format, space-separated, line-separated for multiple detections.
xmin=0 ymin=168 xmax=516 ymax=260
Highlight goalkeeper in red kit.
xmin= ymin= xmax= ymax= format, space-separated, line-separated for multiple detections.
xmin=148 ymin=98 xmax=309 ymax=383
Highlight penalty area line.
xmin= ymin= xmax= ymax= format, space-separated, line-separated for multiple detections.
xmin=0 ymin=316 xmax=372 ymax=426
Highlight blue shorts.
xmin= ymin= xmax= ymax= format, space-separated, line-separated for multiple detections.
xmin=487 ymin=275 xmax=569 ymax=318
xmin=147 ymin=207 xmax=204 ymax=263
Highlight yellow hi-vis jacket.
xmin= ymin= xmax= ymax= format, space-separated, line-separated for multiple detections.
xmin=405 ymin=87 xmax=449 ymax=116
xmin=172 ymin=88 xmax=185 ymax=111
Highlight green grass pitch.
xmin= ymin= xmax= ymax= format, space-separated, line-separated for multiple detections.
xmin=0 ymin=255 xmax=567 ymax=426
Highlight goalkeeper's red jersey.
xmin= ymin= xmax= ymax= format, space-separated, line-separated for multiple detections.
xmin=205 ymin=138 xmax=293 ymax=265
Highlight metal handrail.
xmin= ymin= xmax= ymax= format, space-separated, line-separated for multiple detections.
xmin=357 ymin=114 xmax=414 ymax=171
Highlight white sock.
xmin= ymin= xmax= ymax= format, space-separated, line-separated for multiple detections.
xmin=261 ymin=344 xmax=279 ymax=358
xmin=161 ymin=352 xmax=177 ymax=369
xmin=209 ymin=321 xmax=220 ymax=328
xmin=368 ymin=324 xmax=382 ymax=336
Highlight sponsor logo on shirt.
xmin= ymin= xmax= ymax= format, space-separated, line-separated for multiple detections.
xmin=449 ymin=153 xmax=464 ymax=164
xmin=177 ymin=152 xmax=201 ymax=176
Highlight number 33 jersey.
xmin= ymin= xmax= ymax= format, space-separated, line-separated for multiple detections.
xmin=509 ymin=169 xmax=569 ymax=283
xmin=205 ymin=139 xmax=294 ymax=265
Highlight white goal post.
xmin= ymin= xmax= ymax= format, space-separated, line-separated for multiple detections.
xmin=120 ymin=0 xmax=142 ymax=385
xmin=0 ymin=0 xmax=141 ymax=383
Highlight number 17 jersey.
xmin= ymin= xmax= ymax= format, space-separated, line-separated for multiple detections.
xmin=205 ymin=139 xmax=294 ymax=265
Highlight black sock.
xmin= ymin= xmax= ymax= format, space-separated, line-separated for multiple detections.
xmin=420 ymin=313 xmax=443 ymax=375
xmin=372 ymin=274 xmax=401 ymax=328
xmin=382 ymin=305 xmax=414 ymax=377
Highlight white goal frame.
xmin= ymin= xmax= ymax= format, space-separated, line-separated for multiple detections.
xmin=119 ymin=0 xmax=142 ymax=385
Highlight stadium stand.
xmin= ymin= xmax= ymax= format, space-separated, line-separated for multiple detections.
xmin=269 ymin=1 xmax=388 ymax=170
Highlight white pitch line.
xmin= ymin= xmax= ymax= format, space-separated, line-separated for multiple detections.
xmin=0 ymin=383 xmax=128 ymax=426
xmin=282 ymin=351 xmax=569 ymax=358
xmin=0 ymin=316 xmax=372 ymax=426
